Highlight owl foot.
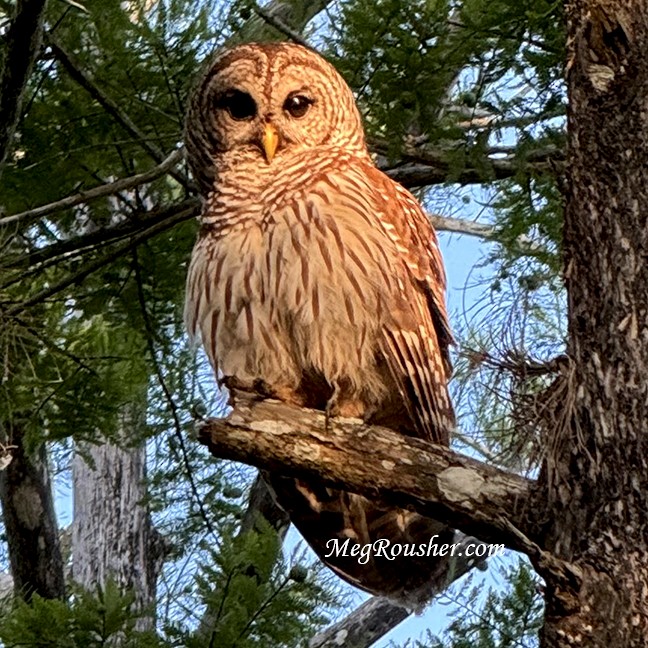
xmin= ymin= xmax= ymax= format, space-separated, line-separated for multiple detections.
xmin=325 ymin=381 xmax=365 ymax=429
xmin=324 ymin=381 xmax=342 ymax=431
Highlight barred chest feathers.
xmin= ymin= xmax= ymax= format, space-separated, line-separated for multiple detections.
xmin=185 ymin=166 xmax=400 ymax=407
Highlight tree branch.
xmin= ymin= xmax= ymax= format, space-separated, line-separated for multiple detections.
xmin=0 ymin=424 xmax=65 ymax=600
xmin=1 ymin=198 xmax=200 ymax=277
xmin=382 ymin=145 xmax=564 ymax=188
xmin=0 ymin=0 xmax=48 ymax=181
xmin=197 ymin=396 xmax=534 ymax=552
xmin=233 ymin=0 xmax=332 ymax=44
xmin=2 ymin=201 xmax=198 ymax=316
xmin=429 ymin=213 xmax=495 ymax=239
xmin=252 ymin=2 xmax=312 ymax=48
xmin=0 ymin=148 xmax=184 ymax=228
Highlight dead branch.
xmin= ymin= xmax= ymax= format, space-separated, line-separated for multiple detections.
xmin=2 ymin=201 xmax=198 ymax=316
xmin=311 ymin=598 xmax=409 ymax=648
xmin=308 ymin=534 xmax=487 ymax=648
xmin=428 ymin=214 xmax=495 ymax=239
xmin=377 ymin=140 xmax=564 ymax=187
xmin=1 ymin=197 xmax=200 ymax=276
xmin=197 ymin=396 xmax=534 ymax=551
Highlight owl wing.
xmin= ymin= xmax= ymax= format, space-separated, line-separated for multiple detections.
xmin=364 ymin=164 xmax=455 ymax=445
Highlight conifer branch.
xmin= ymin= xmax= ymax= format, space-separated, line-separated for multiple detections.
xmin=2 ymin=202 xmax=197 ymax=316
xmin=46 ymin=36 xmax=190 ymax=189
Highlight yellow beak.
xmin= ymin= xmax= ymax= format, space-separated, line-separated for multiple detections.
xmin=262 ymin=123 xmax=279 ymax=163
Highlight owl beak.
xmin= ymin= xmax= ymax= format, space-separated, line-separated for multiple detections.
xmin=262 ymin=123 xmax=280 ymax=163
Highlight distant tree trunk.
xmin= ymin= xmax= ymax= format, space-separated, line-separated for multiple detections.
xmin=0 ymin=424 xmax=65 ymax=600
xmin=538 ymin=1 xmax=648 ymax=645
xmin=72 ymin=407 xmax=162 ymax=630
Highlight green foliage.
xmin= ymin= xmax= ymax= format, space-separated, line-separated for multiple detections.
xmin=0 ymin=580 xmax=166 ymax=647
xmin=167 ymin=521 xmax=337 ymax=647
xmin=0 ymin=0 xmax=218 ymax=445
xmin=414 ymin=560 xmax=543 ymax=648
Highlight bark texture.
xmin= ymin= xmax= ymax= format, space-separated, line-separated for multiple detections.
xmin=198 ymin=395 xmax=532 ymax=551
xmin=537 ymin=1 xmax=648 ymax=645
xmin=0 ymin=425 xmax=65 ymax=600
xmin=72 ymin=424 xmax=162 ymax=630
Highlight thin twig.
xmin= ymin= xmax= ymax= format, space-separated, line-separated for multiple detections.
xmin=132 ymin=248 xmax=218 ymax=541
xmin=2 ymin=203 xmax=197 ymax=317
xmin=0 ymin=199 xmax=200 ymax=284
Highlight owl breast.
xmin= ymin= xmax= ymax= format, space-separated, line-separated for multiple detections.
xmin=187 ymin=165 xmax=401 ymax=412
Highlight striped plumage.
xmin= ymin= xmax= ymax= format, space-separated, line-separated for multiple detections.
xmin=185 ymin=42 xmax=455 ymax=605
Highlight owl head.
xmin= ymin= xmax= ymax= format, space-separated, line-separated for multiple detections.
xmin=185 ymin=42 xmax=368 ymax=195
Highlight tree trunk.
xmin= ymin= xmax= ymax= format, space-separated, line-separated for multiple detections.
xmin=538 ymin=1 xmax=648 ymax=645
xmin=72 ymin=409 xmax=163 ymax=631
xmin=0 ymin=424 xmax=65 ymax=600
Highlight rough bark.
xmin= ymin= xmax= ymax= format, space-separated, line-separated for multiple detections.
xmin=536 ymin=1 xmax=648 ymax=645
xmin=0 ymin=424 xmax=65 ymax=600
xmin=72 ymin=415 xmax=163 ymax=630
xmin=197 ymin=396 xmax=533 ymax=552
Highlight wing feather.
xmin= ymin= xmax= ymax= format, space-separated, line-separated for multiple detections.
xmin=364 ymin=165 xmax=455 ymax=444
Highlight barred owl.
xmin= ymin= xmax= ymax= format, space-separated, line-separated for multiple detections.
xmin=185 ymin=42 xmax=455 ymax=605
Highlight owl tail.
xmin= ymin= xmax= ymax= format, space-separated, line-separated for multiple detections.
xmin=265 ymin=473 xmax=455 ymax=608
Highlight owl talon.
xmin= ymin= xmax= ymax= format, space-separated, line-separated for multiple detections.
xmin=324 ymin=381 xmax=342 ymax=431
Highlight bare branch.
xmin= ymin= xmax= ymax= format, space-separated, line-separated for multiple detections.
xmin=376 ymin=140 xmax=564 ymax=188
xmin=0 ymin=148 xmax=184 ymax=228
xmin=197 ymin=396 xmax=533 ymax=551
xmin=2 ymin=201 xmax=198 ymax=316
xmin=311 ymin=598 xmax=409 ymax=648
xmin=1 ymin=198 xmax=200 ymax=277
xmin=429 ymin=213 xmax=495 ymax=239
xmin=0 ymin=0 xmax=48 ymax=181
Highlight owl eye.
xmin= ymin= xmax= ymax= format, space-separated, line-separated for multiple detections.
xmin=216 ymin=90 xmax=257 ymax=121
xmin=283 ymin=94 xmax=314 ymax=119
